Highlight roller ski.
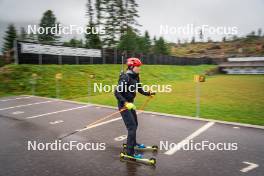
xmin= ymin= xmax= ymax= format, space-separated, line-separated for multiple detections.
xmin=120 ymin=152 xmax=156 ymax=166
xmin=123 ymin=143 xmax=158 ymax=152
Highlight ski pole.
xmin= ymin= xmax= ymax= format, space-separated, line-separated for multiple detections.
xmin=85 ymin=96 xmax=153 ymax=129
xmin=121 ymin=51 xmax=126 ymax=74
xmin=88 ymin=95 xmax=153 ymax=128
xmin=85 ymin=108 xmax=126 ymax=128
xmin=58 ymin=108 xmax=127 ymax=140
xmin=138 ymin=95 xmax=154 ymax=111
xmin=58 ymin=96 xmax=153 ymax=140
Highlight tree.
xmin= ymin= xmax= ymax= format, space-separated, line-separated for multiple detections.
xmin=153 ymin=37 xmax=170 ymax=55
xmin=135 ymin=31 xmax=151 ymax=54
xmin=95 ymin=0 xmax=102 ymax=26
xmin=103 ymin=1 xmax=119 ymax=47
xmin=63 ymin=38 xmax=83 ymax=47
xmin=232 ymin=35 xmax=238 ymax=41
xmin=38 ymin=10 xmax=60 ymax=43
xmin=116 ymin=0 xmax=126 ymax=36
xmin=153 ymin=36 xmax=157 ymax=45
xmin=28 ymin=33 xmax=38 ymax=42
xmin=199 ymin=29 xmax=204 ymax=42
xmin=177 ymin=39 xmax=181 ymax=44
xmin=246 ymin=30 xmax=257 ymax=38
xmin=102 ymin=0 xmax=139 ymax=48
xmin=191 ymin=36 xmax=195 ymax=44
xmin=257 ymin=28 xmax=262 ymax=37
xmin=86 ymin=0 xmax=94 ymax=23
xmin=84 ymin=0 xmax=141 ymax=48
xmin=124 ymin=0 xmax=140 ymax=33
xmin=2 ymin=24 xmax=17 ymax=53
xmin=19 ymin=27 xmax=27 ymax=40
xmin=117 ymin=27 xmax=138 ymax=52
xmin=85 ymin=22 xmax=102 ymax=48
xmin=85 ymin=0 xmax=102 ymax=48
xmin=142 ymin=31 xmax=151 ymax=53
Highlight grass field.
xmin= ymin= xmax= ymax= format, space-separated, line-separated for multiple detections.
xmin=0 ymin=64 xmax=264 ymax=125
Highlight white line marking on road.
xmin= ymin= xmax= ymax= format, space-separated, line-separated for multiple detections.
xmin=12 ymin=111 xmax=24 ymax=115
xmin=0 ymin=96 xmax=33 ymax=102
xmin=164 ymin=122 xmax=215 ymax=155
xmin=95 ymin=107 xmax=101 ymax=109
xmin=26 ymin=105 xmax=92 ymax=119
xmin=114 ymin=135 xmax=127 ymax=141
xmin=49 ymin=120 xmax=64 ymax=125
xmin=79 ymin=117 xmax=122 ymax=132
xmin=240 ymin=161 xmax=259 ymax=173
xmin=0 ymin=100 xmax=57 ymax=111
xmin=233 ymin=126 xmax=240 ymax=129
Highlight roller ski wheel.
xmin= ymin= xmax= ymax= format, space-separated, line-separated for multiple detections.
xmin=123 ymin=144 xmax=158 ymax=152
xmin=120 ymin=152 xmax=156 ymax=166
xmin=149 ymin=157 xmax=156 ymax=165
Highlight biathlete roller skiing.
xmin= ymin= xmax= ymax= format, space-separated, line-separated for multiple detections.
xmin=114 ymin=57 xmax=157 ymax=165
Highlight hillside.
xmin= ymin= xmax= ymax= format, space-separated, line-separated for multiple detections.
xmin=171 ymin=36 xmax=264 ymax=58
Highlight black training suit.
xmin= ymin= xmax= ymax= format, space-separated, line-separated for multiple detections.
xmin=114 ymin=70 xmax=150 ymax=156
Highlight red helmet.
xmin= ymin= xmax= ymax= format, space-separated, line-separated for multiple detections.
xmin=126 ymin=58 xmax=142 ymax=67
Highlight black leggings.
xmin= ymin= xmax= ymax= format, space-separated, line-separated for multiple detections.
xmin=120 ymin=109 xmax=138 ymax=155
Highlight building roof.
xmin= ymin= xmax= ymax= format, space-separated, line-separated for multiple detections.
xmin=228 ymin=57 xmax=264 ymax=62
xmin=219 ymin=61 xmax=264 ymax=67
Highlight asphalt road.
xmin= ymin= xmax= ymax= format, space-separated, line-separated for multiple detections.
xmin=0 ymin=95 xmax=263 ymax=176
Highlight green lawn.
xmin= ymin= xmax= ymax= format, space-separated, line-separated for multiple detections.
xmin=0 ymin=64 xmax=264 ymax=125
